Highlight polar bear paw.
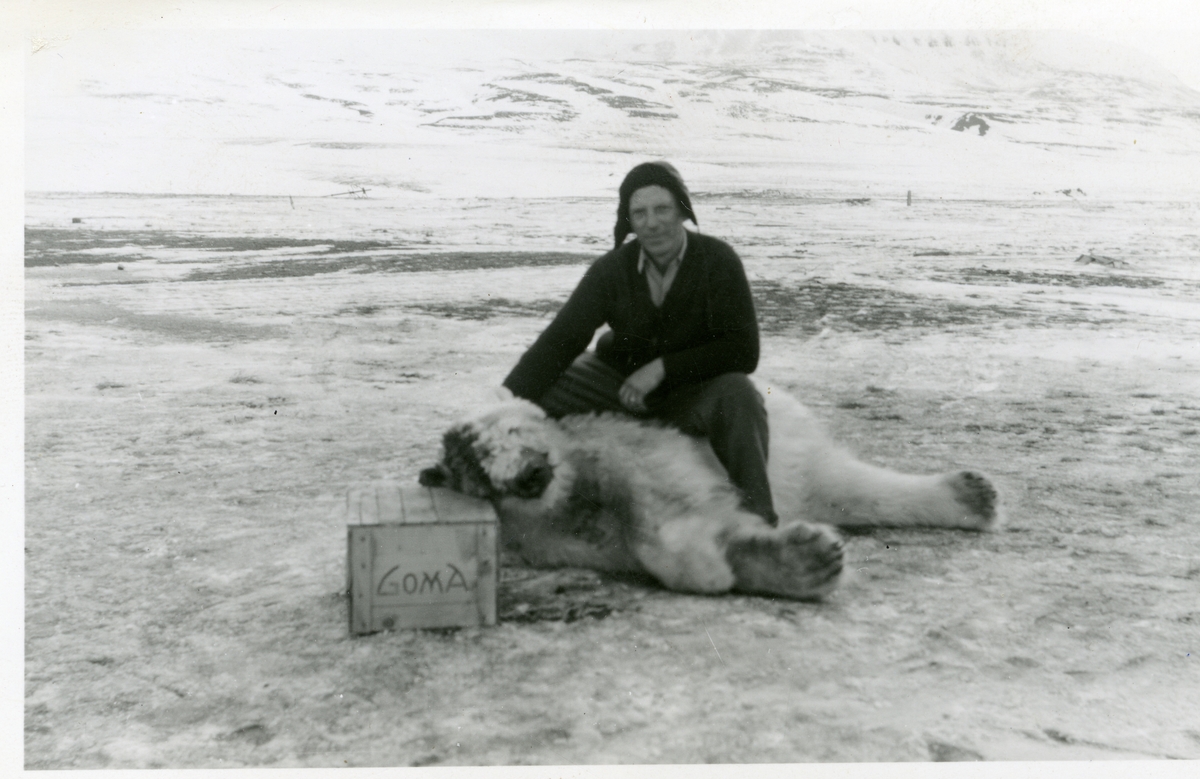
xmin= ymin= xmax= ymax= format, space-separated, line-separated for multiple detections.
xmin=945 ymin=470 xmax=1000 ymax=530
xmin=726 ymin=522 xmax=844 ymax=601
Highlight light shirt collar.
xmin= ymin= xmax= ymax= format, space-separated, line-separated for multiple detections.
xmin=638 ymin=231 xmax=688 ymax=308
xmin=637 ymin=230 xmax=688 ymax=275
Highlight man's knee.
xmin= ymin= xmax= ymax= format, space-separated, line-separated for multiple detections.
xmin=660 ymin=372 xmax=765 ymax=435
xmin=703 ymin=373 xmax=765 ymax=419
xmin=708 ymin=372 xmax=759 ymax=396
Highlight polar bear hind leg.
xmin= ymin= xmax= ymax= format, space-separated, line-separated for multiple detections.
xmin=762 ymin=386 xmax=1000 ymax=531
xmin=831 ymin=460 xmax=994 ymax=530
xmin=773 ymin=445 xmax=1000 ymax=531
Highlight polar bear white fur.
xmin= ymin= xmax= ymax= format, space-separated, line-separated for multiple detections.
xmin=419 ymin=385 xmax=1000 ymax=601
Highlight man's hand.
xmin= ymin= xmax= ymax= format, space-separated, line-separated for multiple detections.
xmin=619 ymin=358 xmax=665 ymax=413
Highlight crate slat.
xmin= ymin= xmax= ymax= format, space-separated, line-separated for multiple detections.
xmin=429 ymin=486 xmax=498 ymax=523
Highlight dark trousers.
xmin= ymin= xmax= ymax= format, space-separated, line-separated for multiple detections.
xmin=536 ymin=352 xmax=778 ymax=525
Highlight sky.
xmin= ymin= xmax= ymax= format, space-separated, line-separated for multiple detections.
xmin=1099 ymin=28 xmax=1200 ymax=93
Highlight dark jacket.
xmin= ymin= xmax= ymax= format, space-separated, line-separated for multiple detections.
xmin=503 ymin=232 xmax=760 ymax=403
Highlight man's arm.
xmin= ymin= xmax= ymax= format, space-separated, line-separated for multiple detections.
xmin=618 ymin=357 xmax=664 ymax=413
xmin=502 ymin=261 xmax=611 ymax=402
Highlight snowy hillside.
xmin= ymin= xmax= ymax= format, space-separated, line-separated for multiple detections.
xmin=25 ymin=30 xmax=1200 ymax=200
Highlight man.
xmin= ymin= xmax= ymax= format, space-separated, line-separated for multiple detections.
xmin=502 ymin=161 xmax=777 ymax=526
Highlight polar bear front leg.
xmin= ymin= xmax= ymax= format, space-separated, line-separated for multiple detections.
xmin=725 ymin=522 xmax=845 ymax=601
xmin=630 ymin=513 xmax=844 ymax=600
xmin=629 ymin=514 xmax=757 ymax=595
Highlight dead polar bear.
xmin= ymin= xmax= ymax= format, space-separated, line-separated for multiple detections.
xmin=419 ymin=383 xmax=1000 ymax=601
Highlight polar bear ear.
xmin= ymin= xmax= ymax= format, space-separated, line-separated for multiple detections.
xmin=493 ymin=385 xmax=515 ymax=402
xmin=439 ymin=423 xmax=497 ymax=499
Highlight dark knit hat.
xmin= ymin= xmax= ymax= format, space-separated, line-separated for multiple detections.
xmin=613 ymin=161 xmax=697 ymax=249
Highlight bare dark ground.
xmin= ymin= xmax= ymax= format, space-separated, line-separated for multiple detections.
xmin=23 ymin=228 xmax=1200 ymax=768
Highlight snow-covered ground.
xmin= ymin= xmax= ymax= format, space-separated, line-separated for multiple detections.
xmin=23 ymin=189 xmax=1200 ymax=766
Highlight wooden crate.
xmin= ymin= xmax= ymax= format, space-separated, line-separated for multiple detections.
xmin=345 ymin=482 xmax=498 ymax=635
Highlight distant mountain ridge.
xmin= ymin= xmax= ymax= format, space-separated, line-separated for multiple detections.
xmin=269 ymin=31 xmax=1198 ymax=126
xmin=26 ymin=30 xmax=1200 ymax=198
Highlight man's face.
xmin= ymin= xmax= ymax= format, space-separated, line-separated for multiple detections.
xmin=629 ymin=185 xmax=686 ymax=261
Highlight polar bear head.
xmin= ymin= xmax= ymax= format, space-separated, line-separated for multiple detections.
xmin=419 ymin=399 xmax=564 ymax=500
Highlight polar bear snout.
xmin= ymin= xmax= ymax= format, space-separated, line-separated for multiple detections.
xmin=506 ymin=450 xmax=554 ymax=499
xmin=417 ymin=458 xmax=495 ymax=499
xmin=418 ymin=464 xmax=448 ymax=487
